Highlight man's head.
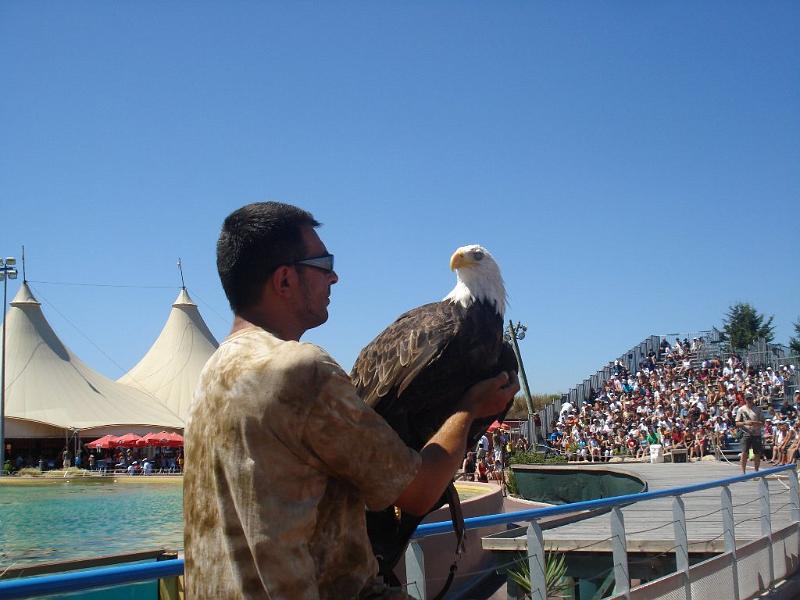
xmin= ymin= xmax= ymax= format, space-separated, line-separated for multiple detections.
xmin=217 ymin=202 xmax=321 ymax=312
xmin=217 ymin=202 xmax=338 ymax=334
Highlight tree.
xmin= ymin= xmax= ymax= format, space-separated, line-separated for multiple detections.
xmin=721 ymin=303 xmax=775 ymax=349
xmin=790 ymin=318 xmax=800 ymax=357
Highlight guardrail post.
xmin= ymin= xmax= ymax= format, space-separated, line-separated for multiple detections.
xmin=610 ymin=507 xmax=630 ymax=598
xmin=404 ymin=540 xmax=426 ymax=600
xmin=721 ymin=484 xmax=740 ymax=600
xmin=759 ymin=477 xmax=775 ymax=588
xmin=788 ymin=467 xmax=800 ymax=523
xmin=672 ymin=496 xmax=691 ymax=600
xmin=527 ymin=521 xmax=547 ymax=600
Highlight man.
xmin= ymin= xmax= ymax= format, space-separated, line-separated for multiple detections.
xmin=184 ymin=202 xmax=518 ymax=600
xmin=559 ymin=400 xmax=573 ymax=421
xmin=736 ymin=392 xmax=764 ymax=474
xmin=476 ymin=432 xmax=489 ymax=460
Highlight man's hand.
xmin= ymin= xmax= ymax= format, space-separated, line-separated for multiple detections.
xmin=459 ymin=371 xmax=520 ymax=419
xmin=394 ymin=371 xmax=519 ymax=516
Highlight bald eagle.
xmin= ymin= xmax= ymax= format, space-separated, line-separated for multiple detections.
xmin=350 ymin=244 xmax=518 ymax=586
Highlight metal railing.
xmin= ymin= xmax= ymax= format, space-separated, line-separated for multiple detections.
xmin=405 ymin=464 xmax=800 ymax=600
xmin=0 ymin=559 xmax=184 ymax=599
xmin=0 ymin=465 xmax=797 ymax=600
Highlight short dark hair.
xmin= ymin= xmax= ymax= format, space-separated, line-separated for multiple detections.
xmin=216 ymin=202 xmax=320 ymax=312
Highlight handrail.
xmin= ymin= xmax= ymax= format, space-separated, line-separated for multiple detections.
xmin=0 ymin=558 xmax=184 ymax=599
xmin=414 ymin=463 xmax=795 ymax=537
xmin=0 ymin=464 xmax=795 ymax=599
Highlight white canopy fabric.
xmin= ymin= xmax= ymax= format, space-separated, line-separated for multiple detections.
xmin=118 ymin=288 xmax=218 ymax=420
xmin=0 ymin=283 xmax=185 ymax=433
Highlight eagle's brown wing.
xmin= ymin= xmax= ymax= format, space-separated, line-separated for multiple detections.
xmin=350 ymin=301 xmax=461 ymax=409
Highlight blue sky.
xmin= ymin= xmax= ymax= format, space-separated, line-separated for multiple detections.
xmin=1 ymin=2 xmax=798 ymax=394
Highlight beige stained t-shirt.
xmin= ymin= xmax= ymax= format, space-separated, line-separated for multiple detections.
xmin=184 ymin=326 xmax=421 ymax=600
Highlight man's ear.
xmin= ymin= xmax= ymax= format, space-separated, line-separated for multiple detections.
xmin=271 ymin=265 xmax=296 ymax=298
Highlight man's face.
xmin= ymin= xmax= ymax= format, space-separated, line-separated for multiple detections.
xmin=294 ymin=226 xmax=339 ymax=330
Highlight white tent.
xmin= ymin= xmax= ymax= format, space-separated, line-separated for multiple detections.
xmin=118 ymin=288 xmax=218 ymax=420
xmin=1 ymin=283 xmax=185 ymax=438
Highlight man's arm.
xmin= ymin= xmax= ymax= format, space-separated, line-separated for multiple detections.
xmin=394 ymin=371 xmax=519 ymax=516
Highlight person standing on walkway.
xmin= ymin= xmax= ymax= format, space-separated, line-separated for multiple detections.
xmin=736 ymin=392 xmax=764 ymax=474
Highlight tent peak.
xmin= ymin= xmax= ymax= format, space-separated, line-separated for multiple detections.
xmin=10 ymin=281 xmax=40 ymax=306
xmin=173 ymin=287 xmax=197 ymax=307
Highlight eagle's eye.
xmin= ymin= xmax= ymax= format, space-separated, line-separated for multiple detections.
xmin=472 ymin=251 xmax=484 ymax=261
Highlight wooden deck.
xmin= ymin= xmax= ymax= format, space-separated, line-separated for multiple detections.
xmin=483 ymin=461 xmax=797 ymax=554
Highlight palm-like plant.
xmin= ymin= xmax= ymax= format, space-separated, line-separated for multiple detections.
xmin=508 ymin=552 xmax=571 ymax=599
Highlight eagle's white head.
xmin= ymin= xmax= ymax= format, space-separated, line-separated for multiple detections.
xmin=443 ymin=244 xmax=506 ymax=316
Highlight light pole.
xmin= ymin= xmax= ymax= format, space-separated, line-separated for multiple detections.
xmin=1 ymin=257 xmax=18 ymax=476
xmin=504 ymin=320 xmax=537 ymax=443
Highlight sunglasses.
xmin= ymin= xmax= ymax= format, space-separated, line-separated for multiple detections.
xmin=292 ymin=253 xmax=335 ymax=273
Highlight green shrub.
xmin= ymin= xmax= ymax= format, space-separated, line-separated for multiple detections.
xmin=510 ymin=451 xmax=567 ymax=466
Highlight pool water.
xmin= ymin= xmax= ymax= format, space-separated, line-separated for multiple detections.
xmin=0 ymin=479 xmax=483 ymax=570
xmin=0 ymin=479 xmax=183 ymax=569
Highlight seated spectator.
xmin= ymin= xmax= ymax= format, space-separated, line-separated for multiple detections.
xmin=576 ymin=437 xmax=588 ymax=461
xmin=626 ymin=435 xmax=638 ymax=457
xmin=476 ymin=457 xmax=489 ymax=482
xmin=462 ymin=452 xmax=477 ymax=481
xmin=780 ymin=400 xmax=796 ymax=420
xmin=782 ymin=422 xmax=800 ymax=465
xmin=769 ymin=422 xmax=789 ymax=464
xmin=589 ymin=435 xmax=602 ymax=462
xmin=636 ymin=432 xmax=649 ymax=460
xmin=671 ymin=426 xmax=687 ymax=450
xmin=694 ymin=427 xmax=710 ymax=461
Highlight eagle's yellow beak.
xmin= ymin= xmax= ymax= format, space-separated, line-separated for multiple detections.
xmin=450 ymin=250 xmax=470 ymax=271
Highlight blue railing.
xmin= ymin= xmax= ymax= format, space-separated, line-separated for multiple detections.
xmin=0 ymin=464 xmax=796 ymax=599
xmin=414 ymin=463 xmax=796 ymax=536
xmin=0 ymin=559 xmax=184 ymax=599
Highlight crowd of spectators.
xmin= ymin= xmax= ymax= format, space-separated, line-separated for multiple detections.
xmin=545 ymin=337 xmax=798 ymax=464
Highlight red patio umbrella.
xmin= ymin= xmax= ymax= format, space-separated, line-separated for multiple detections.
xmin=85 ymin=434 xmax=119 ymax=449
xmin=486 ymin=420 xmax=511 ymax=433
xmin=160 ymin=432 xmax=184 ymax=447
xmin=136 ymin=432 xmax=164 ymax=447
xmin=114 ymin=433 xmax=143 ymax=448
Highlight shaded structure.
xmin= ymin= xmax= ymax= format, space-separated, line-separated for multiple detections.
xmin=118 ymin=288 xmax=218 ymax=420
xmin=0 ymin=283 xmax=184 ymax=457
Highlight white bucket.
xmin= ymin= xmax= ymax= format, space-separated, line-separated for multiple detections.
xmin=650 ymin=444 xmax=664 ymax=464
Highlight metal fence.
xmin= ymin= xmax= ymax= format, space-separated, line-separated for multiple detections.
xmin=406 ymin=464 xmax=799 ymax=600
